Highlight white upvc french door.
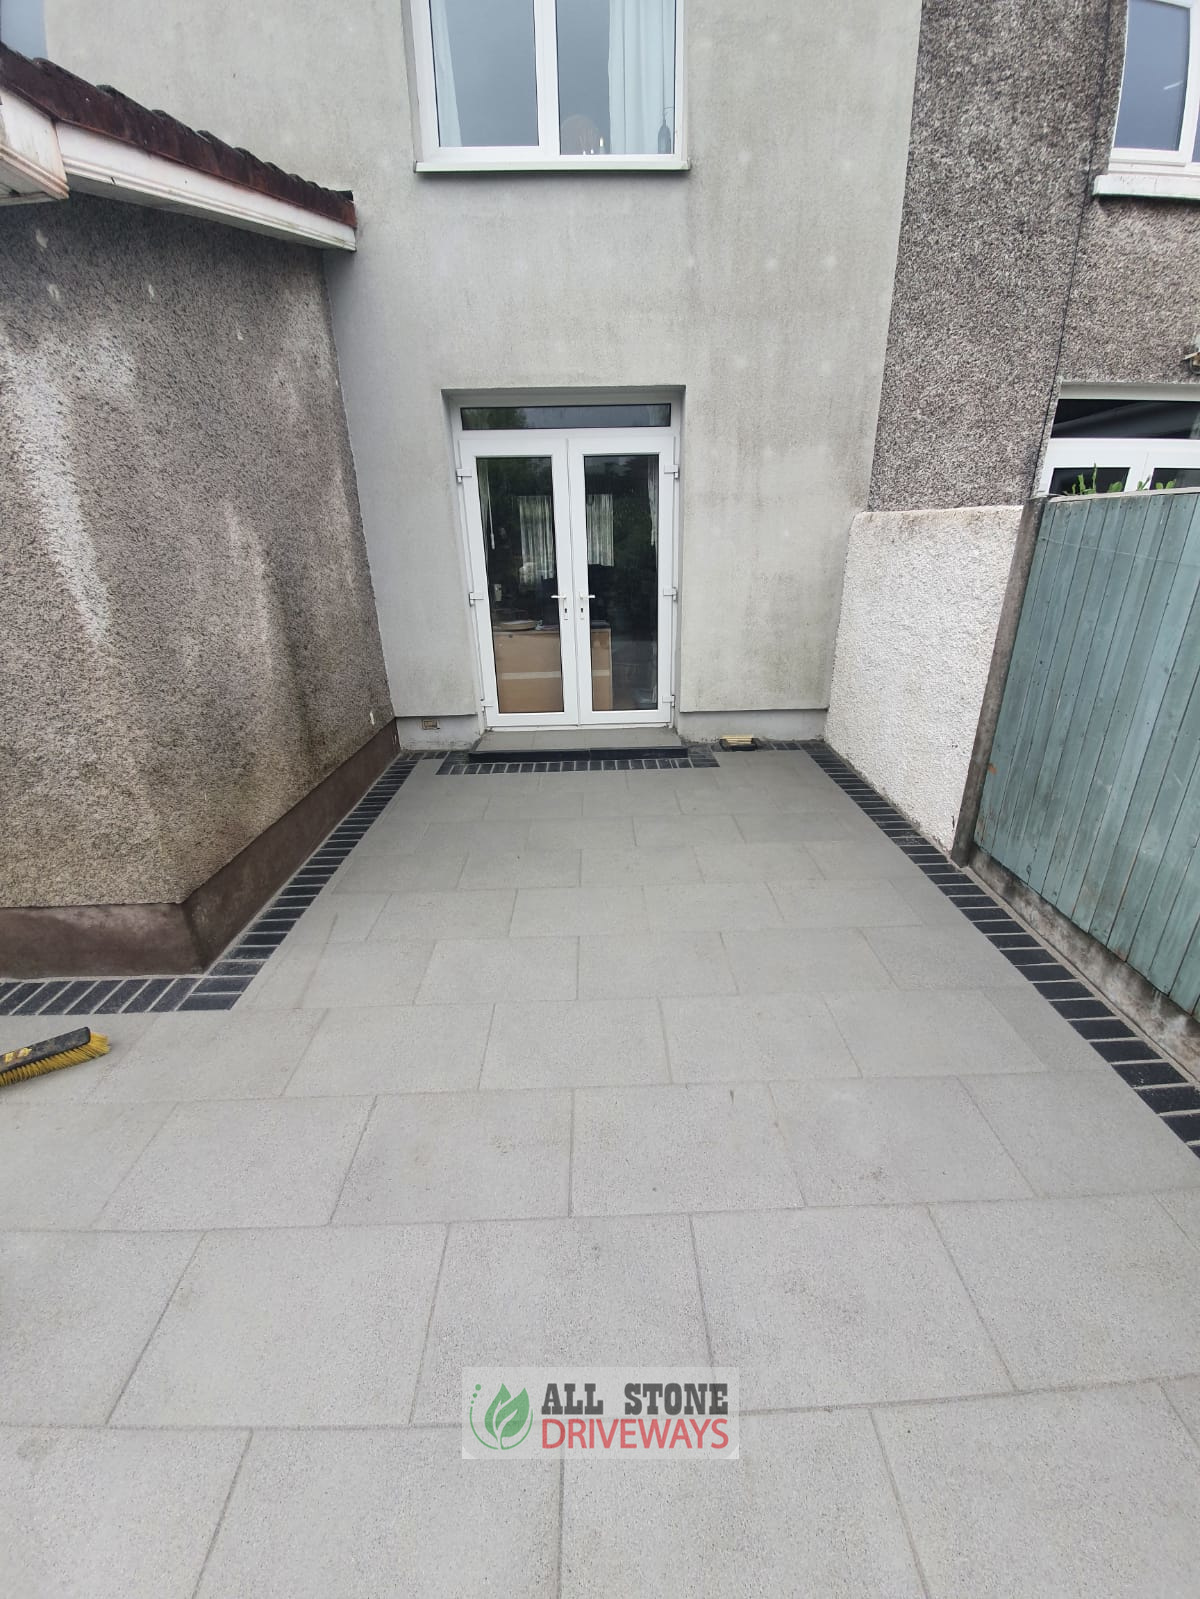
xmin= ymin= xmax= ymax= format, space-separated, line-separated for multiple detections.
xmin=460 ymin=435 xmax=581 ymax=730
xmin=565 ymin=433 xmax=676 ymax=725
xmin=459 ymin=428 xmax=677 ymax=728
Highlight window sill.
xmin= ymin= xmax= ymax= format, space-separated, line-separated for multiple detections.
xmin=1094 ymin=167 xmax=1200 ymax=202
xmin=414 ymin=155 xmax=689 ymax=174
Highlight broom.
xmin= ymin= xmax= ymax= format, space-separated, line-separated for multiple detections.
xmin=0 ymin=1028 xmax=110 ymax=1088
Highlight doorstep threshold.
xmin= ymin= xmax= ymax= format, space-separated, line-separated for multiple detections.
xmin=466 ymin=744 xmax=686 ymax=763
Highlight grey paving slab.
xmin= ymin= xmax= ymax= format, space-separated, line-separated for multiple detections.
xmin=99 ymin=1098 xmax=371 ymax=1229
xmin=579 ymin=845 xmax=700 ymax=884
xmin=693 ymin=841 xmax=822 ymax=883
xmin=579 ymin=784 xmax=683 ymax=817
xmin=561 ymin=1411 xmax=923 ymax=1598
xmin=286 ymin=892 xmax=390 ymax=944
xmin=90 ymin=1010 xmax=324 ymax=1101
xmin=417 ymin=936 xmax=578 ymax=1003
xmin=876 ymin=1384 xmax=1200 ymax=1599
xmin=806 ymin=838 xmax=927 ymax=881
xmin=864 ymin=925 xmax=1027 ymax=989
xmin=723 ymin=928 xmax=894 ymax=995
xmin=335 ymin=853 xmax=467 ymax=893
xmin=578 ymin=931 xmax=736 ymax=999
xmin=484 ymin=789 xmax=584 ymax=819
xmin=0 ymin=1230 xmax=198 ymax=1423
xmin=662 ymin=993 xmax=856 ymax=1081
xmin=416 ymin=820 xmax=533 ymax=854
xmin=1163 ymin=1375 xmax=1200 ymax=1445
xmin=510 ymin=884 xmax=649 ymax=936
xmin=934 ymin=1194 xmax=1200 ymax=1387
xmin=114 ymin=1224 xmax=445 ymax=1427
xmin=826 ymin=990 xmax=1048 ymax=1076
xmin=334 ymin=1089 xmax=570 ymax=1223
xmin=962 ymin=1070 xmax=1200 ymax=1195
xmin=1161 ymin=1188 xmax=1200 ymax=1246
xmin=481 ymin=998 xmax=669 ymax=1089
xmin=572 ymin=1082 xmax=803 ymax=1214
xmin=285 ymin=1003 xmax=493 ymax=1096
xmin=197 ymin=1428 xmax=558 ymax=1599
xmin=675 ymin=782 xmax=783 ymax=813
xmin=772 ymin=1077 xmax=1033 ymax=1205
xmin=528 ymin=816 xmax=636 ymax=850
xmin=887 ymin=873 xmax=970 ymax=927
xmin=301 ymin=941 xmax=435 ymax=1008
xmin=413 ymin=1215 xmax=708 ymax=1423
xmin=768 ymin=878 xmax=921 ymax=928
xmin=237 ymin=948 xmax=322 ymax=1011
xmin=983 ymin=982 xmax=1115 ymax=1069
xmin=692 ymin=1206 xmax=1010 ymax=1408
xmin=0 ymin=1102 xmax=171 ymax=1226
xmin=734 ymin=812 xmax=853 ymax=844
xmin=642 ymin=881 xmax=782 ymax=932
xmin=458 ymin=847 xmax=581 ymax=889
xmin=0 ymin=1426 xmax=246 ymax=1599
xmin=368 ymin=889 xmax=515 ymax=941
xmin=632 ymin=814 xmax=743 ymax=847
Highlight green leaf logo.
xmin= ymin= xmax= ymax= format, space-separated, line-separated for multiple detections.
xmin=485 ymin=1384 xmax=531 ymax=1448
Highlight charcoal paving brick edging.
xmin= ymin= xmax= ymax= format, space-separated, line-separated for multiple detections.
xmin=0 ymin=757 xmax=419 ymax=1018
xmin=803 ymin=742 xmax=1200 ymax=1160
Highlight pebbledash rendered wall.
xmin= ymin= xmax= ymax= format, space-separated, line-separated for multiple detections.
xmin=42 ymin=0 xmax=924 ymax=742
xmin=828 ymin=0 xmax=1200 ymax=846
xmin=0 ymin=194 xmax=393 ymax=972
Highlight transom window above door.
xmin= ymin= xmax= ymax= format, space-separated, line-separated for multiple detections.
xmin=1097 ymin=0 xmax=1200 ymax=199
xmin=410 ymin=0 xmax=684 ymax=171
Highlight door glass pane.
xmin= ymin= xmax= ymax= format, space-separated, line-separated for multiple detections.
xmin=583 ymin=455 xmax=660 ymax=712
xmin=429 ymin=0 xmax=538 ymax=147
xmin=462 ymin=403 xmax=671 ymax=430
xmin=1151 ymin=465 xmax=1200 ymax=487
xmin=1048 ymin=465 xmax=1131 ymax=495
xmin=556 ymin=0 xmax=676 ymax=155
xmin=1114 ymin=0 xmax=1190 ymax=151
xmin=478 ymin=458 xmax=565 ymax=713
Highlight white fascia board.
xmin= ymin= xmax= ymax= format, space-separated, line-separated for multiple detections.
xmin=0 ymin=88 xmax=68 ymax=202
xmin=57 ymin=125 xmax=356 ymax=249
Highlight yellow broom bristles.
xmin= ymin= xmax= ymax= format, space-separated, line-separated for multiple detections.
xmin=0 ymin=1034 xmax=109 ymax=1088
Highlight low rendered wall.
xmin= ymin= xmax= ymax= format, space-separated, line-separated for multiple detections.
xmin=0 ymin=195 xmax=393 ymax=970
xmin=825 ymin=506 xmax=1022 ymax=849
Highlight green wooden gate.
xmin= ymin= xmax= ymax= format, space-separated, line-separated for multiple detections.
xmin=976 ymin=490 xmax=1200 ymax=1018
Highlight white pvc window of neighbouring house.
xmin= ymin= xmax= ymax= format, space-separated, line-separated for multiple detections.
xmin=410 ymin=0 xmax=684 ymax=170
xmin=1111 ymin=0 xmax=1200 ymax=171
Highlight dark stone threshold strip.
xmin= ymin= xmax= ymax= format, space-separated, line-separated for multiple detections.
xmin=0 ymin=757 xmax=418 ymax=1019
xmin=437 ymin=748 xmax=720 ymax=774
xmin=801 ymin=741 xmax=1200 ymax=1161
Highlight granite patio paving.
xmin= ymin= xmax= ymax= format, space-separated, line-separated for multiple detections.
xmin=5 ymin=749 xmax=1200 ymax=1597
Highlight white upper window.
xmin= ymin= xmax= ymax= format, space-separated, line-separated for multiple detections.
xmin=1112 ymin=0 xmax=1200 ymax=169
xmin=411 ymin=0 xmax=683 ymax=170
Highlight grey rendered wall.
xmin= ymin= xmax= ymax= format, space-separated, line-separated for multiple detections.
xmin=42 ymin=0 xmax=923 ymax=717
xmin=0 ymin=195 xmax=392 ymax=907
xmin=869 ymin=0 xmax=1200 ymax=513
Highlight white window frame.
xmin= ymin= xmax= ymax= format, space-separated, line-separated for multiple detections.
xmin=1097 ymin=0 xmax=1200 ymax=200
xmin=1040 ymin=438 xmax=1200 ymax=495
xmin=409 ymin=0 xmax=687 ymax=172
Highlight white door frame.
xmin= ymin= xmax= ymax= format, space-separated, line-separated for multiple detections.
xmin=456 ymin=419 xmax=679 ymax=730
